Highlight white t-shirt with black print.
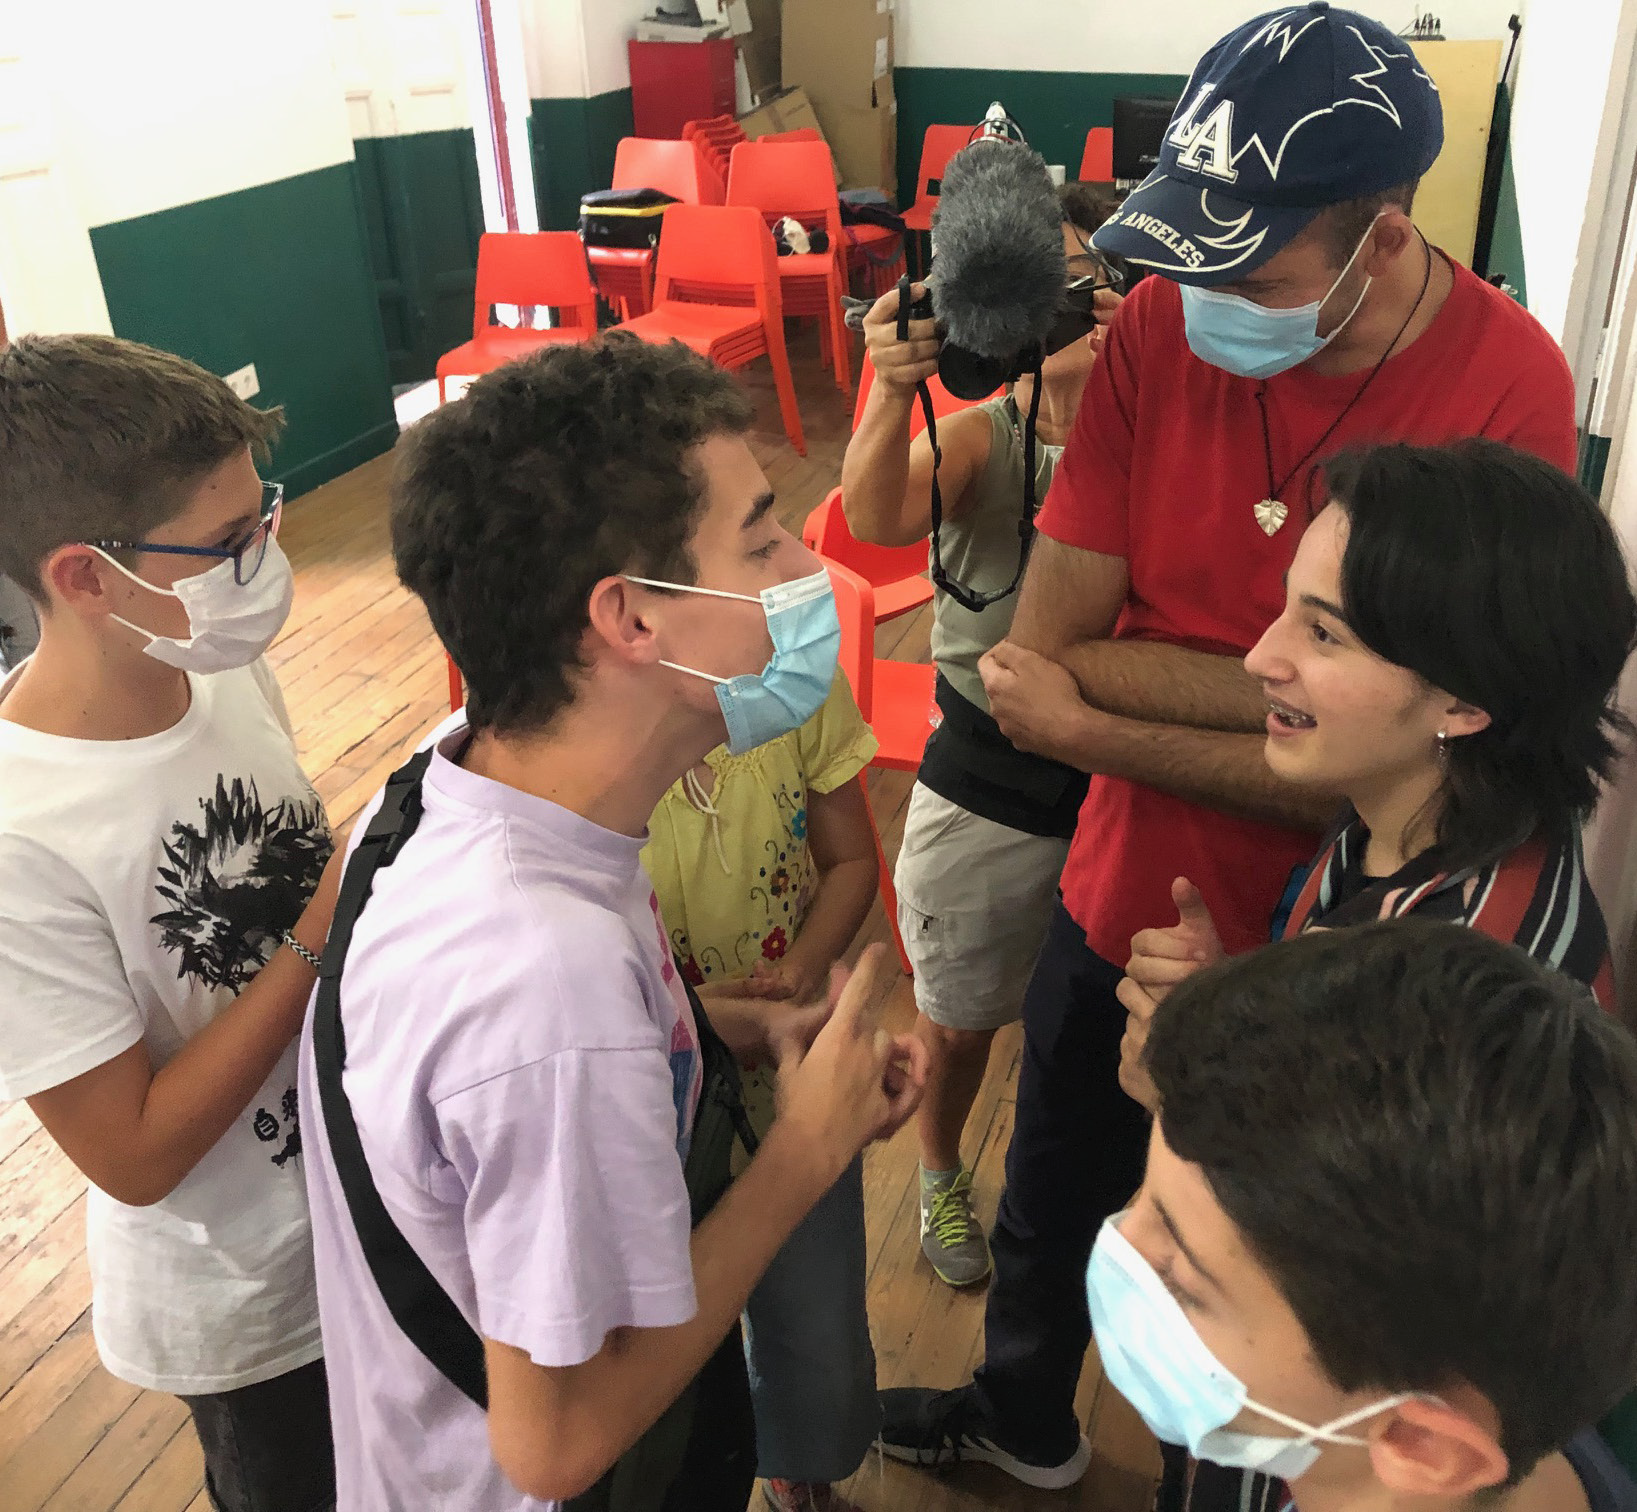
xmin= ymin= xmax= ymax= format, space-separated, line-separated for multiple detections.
xmin=0 ymin=660 xmax=332 ymax=1393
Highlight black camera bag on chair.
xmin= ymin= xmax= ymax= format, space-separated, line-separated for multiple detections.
xmin=579 ymin=188 xmax=678 ymax=250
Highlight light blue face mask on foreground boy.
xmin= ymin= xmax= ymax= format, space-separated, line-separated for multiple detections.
xmin=1087 ymin=1214 xmax=1416 ymax=1482
xmin=623 ymin=568 xmax=842 ymax=755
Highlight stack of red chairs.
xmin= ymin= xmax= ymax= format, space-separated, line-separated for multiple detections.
xmin=588 ymin=137 xmax=722 ymax=321
xmin=726 ymin=139 xmax=853 ymax=397
xmin=757 ymin=126 xmax=905 ymax=298
xmin=614 ymin=202 xmax=806 ymax=455
xmin=682 ymin=115 xmax=745 ymax=190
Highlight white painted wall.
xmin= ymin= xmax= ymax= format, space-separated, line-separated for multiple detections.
xmin=520 ymin=0 xmax=650 ymax=99
xmin=584 ymin=0 xmax=655 ymax=97
xmin=36 ymin=0 xmax=356 ymax=231
xmin=0 ymin=10 xmax=112 ymax=337
xmin=521 ymin=0 xmax=592 ymax=98
xmin=331 ymin=1 xmax=476 ymax=137
xmin=896 ymin=0 xmax=1521 ymax=73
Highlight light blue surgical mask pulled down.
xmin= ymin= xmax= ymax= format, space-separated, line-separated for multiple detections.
xmin=625 ymin=568 xmax=841 ymax=755
xmin=1086 ymin=1215 xmax=1416 ymax=1482
xmin=1180 ymin=218 xmax=1381 ymax=380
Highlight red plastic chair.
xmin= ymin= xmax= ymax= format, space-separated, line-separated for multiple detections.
xmin=435 ymin=233 xmax=597 ymax=401
xmin=683 ymin=116 xmax=745 ymax=186
xmin=615 ymin=204 xmax=806 ymax=455
xmin=1079 ymin=126 xmax=1114 ymax=182
xmin=753 ymin=128 xmax=903 ymax=298
xmin=901 ymin=124 xmax=975 ymax=273
xmin=802 ymin=488 xmax=931 ymax=623
xmin=826 ymin=557 xmax=937 ymax=973
xmin=827 ymin=558 xmax=937 ymax=777
xmin=587 ymin=138 xmax=721 ymax=322
xmin=728 ymin=139 xmax=852 ymax=398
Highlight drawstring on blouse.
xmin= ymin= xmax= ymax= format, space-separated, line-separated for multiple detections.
xmin=683 ymin=766 xmax=731 ymax=874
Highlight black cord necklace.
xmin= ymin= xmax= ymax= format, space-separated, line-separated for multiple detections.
xmin=1252 ymin=233 xmax=1434 ymax=537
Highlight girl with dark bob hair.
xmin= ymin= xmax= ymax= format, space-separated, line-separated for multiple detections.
xmin=1121 ymin=436 xmax=1637 ymax=1512
xmin=1123 ymin=436 xmax=1637 ymax=1029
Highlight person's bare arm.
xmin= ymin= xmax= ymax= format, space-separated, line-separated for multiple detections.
xmin=485 ymin=948 xmax=927 ymax=1502
xmin=841 ymin=283 xmax=992 ymax=548
xmin=762 ymin=775 xmax=878 ymax=1003
xmin=979 ymin=641 xmax=1337 ymax=830
xmin=1057 ymin=641 xmax=1268 ymax=732
xmin=1008 ymin=534 xmax=1265 ymax=732
xmin=27 ymin=850 xmax=343 ymax=1207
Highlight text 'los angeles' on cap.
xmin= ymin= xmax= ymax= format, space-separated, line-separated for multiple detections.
xmin=1093 ymin=2 xmax=1444 ymax=286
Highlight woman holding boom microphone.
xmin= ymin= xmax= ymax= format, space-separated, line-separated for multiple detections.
xmin=1115 ymin=435 xmax=1637 ymax=1512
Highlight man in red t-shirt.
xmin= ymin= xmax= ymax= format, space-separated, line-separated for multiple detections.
xmin=877 ymin=2 xmax=1578 ymax=1492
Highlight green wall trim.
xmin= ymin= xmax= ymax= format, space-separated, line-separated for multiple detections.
xmin=277 ymin=419 xmax=400 ymax=499
xmin=89 ymin=162 xmax=397 ymax=501
xmin=1580 ymin=432 xmax=1612 ymax=498
xmin=892 ymin=66 xmax=1191 ymax=201
xmin=1486 ymin=124 xmax=1528 ymax=307
xmin=531 ymin=88 xmax=635 ymax=232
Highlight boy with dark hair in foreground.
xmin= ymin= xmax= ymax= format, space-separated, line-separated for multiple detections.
xmin=1097 ymin=919 xmax=1637 ymax=1512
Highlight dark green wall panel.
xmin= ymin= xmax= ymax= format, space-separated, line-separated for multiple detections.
xmin=530 ymin=88 xmax=635 ymax=231
xmin=1485 ymin=134 xmax=1528 ymax=307
xmin=892 ymin=67 xmax=1190 ymax=199
xmin=89 ymin=163 xmax=398 ymax=499
xmin=354 ymin=129 xmax=485 ymax=385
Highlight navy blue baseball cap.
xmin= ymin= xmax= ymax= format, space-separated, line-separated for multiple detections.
xmin=1093 ymin=2 xmax=1443 ymax=285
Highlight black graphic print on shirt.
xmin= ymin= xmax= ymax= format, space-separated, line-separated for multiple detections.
xmin=252 ymin=1086 xmax=303 ymax=1167
xmin=151 ymin=774 xmax=333 ymax=994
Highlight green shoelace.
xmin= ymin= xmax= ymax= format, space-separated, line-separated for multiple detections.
xmin=925 ymin=1171 xmax=981 ymax=1245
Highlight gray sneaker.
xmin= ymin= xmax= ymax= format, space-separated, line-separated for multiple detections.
xmin=919 ymin=1168 xmax=993 ymax=1287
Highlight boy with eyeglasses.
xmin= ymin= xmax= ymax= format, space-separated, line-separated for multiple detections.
xmin=0 ymin=333 xmax=341 ymax=1512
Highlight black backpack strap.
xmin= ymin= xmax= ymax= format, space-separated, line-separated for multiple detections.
xmin=310 ymin=749 xmax=490 ymax=1409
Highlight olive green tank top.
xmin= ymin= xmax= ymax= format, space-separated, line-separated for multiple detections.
xmin=929 ymin=394 xmax=1063 ymax=712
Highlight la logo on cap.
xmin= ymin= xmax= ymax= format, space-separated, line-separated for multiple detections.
xmin=1169 ymin=86 xmax=1239 ymax=184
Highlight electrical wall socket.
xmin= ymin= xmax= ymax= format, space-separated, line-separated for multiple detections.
xmin=224 ymin=363 xmax=260 ymax=400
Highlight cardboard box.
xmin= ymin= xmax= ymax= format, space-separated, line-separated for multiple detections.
xmin=782 ymin=0 xmax=891 ymax=109
xmin=781 ymin=0 xmax=895 ymax=194
xmin=813 ymin=73 xmax=896 ymax=194
xmin=737 ymin=0 xmax=782 ymax=102
xmin=737 ymin=84 xmax=822 ymax=138
xmin=736 ymin=85 xmax=842 ymax=183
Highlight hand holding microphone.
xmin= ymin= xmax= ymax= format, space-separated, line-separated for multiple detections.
xmin=863 ymin=281 xmax=941 ymax=392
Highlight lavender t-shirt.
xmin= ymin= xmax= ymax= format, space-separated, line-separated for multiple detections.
xmin=299 ymin=719 xmax=703 ymax=1510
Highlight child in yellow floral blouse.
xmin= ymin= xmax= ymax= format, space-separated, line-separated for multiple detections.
xmin=642 ymin=673 xmax=880 ymax=1512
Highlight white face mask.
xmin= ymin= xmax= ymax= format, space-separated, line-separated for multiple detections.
xmin=95 ymin=539 xmax=295 ymax=673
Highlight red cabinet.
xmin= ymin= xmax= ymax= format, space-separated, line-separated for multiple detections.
xmin=629 ymin=39 xmax=737 ymax=139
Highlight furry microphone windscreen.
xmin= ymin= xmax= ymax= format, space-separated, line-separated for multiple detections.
xmin=929 ymin=141 xmax=1066 ymax=360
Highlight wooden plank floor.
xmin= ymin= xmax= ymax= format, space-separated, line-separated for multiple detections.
xmin=0 ymin=328 xmax=1160 ymax=1511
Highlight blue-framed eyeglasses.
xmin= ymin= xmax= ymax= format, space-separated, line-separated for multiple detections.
xmin=89 ymin=480 xmax=284 ymax=586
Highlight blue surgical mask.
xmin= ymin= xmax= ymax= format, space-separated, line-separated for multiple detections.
xmin=1086 ymin=1215 xmax=1414 ymax=1481
xmin=1179 ymin=219 xmax=1380 ymax=380
xmin=625 ymin=568 xmax=841 ymax=755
